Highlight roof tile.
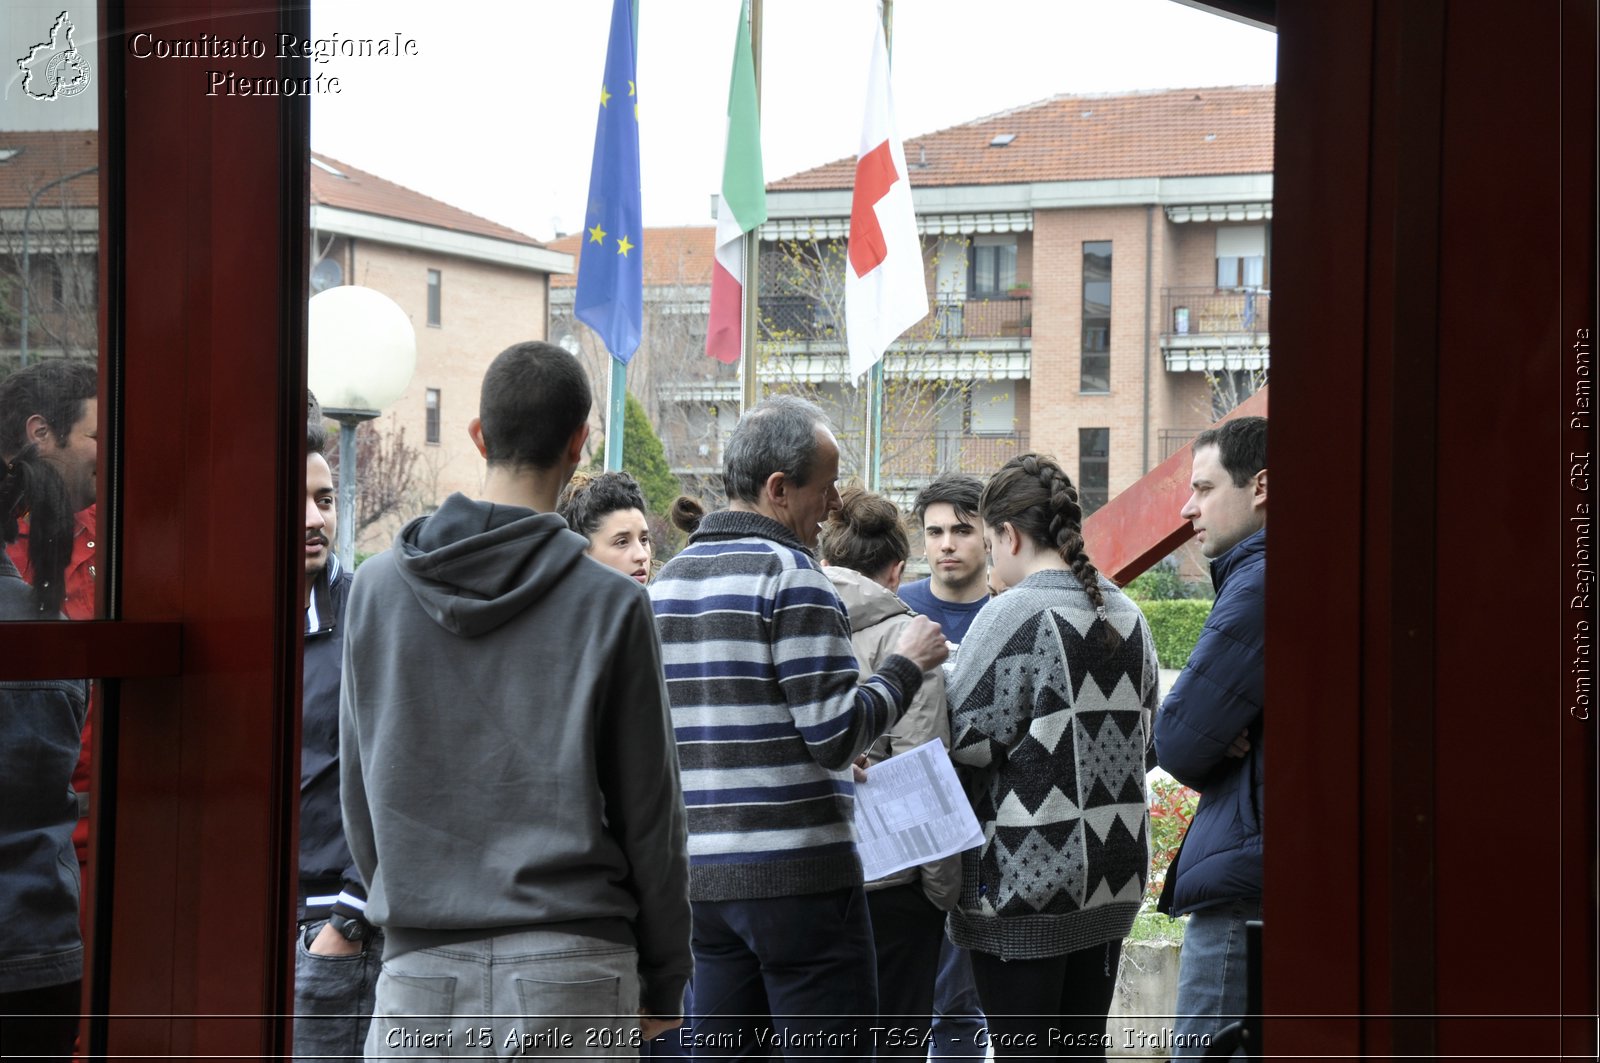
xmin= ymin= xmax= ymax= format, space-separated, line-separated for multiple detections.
xmin=770 ymin=85 xmax=1275 ymax=192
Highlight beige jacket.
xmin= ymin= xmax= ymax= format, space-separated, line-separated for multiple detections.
xmin=825 ymin=565 xmax=962 ymax=911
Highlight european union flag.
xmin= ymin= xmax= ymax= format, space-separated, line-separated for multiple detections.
xmin=575 ymin=0 xmax=643 ymax=364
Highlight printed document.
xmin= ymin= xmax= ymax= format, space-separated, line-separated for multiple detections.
xmin=853 ymin=739 xmax=984 ymax=880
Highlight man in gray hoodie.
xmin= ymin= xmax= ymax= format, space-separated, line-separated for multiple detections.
xmin=340 ymin=341 xmax=690 ymax=1058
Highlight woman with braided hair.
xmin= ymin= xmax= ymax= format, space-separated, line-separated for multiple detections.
xmin=945 ymin=453 xmax=1158 ymax=1060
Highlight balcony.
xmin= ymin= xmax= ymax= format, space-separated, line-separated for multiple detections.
xmin=670 ymin=430 xmax=1029 ymax=487
xmin=840 ymin=429 xmax=1031 ymax=484
xmin=1160 ymin=287 xmax=1270 ymax=373
xmin=762 ymin=293 xmax=1031 ymax=342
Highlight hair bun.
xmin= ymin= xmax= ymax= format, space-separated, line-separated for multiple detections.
xmin=836 ymin=486 xmax=899 ymax=537
xmin=670 ymin=494 xmax=706 ymax=534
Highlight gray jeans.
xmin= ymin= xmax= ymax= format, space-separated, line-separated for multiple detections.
xmin=364 ymin=928 xmax=641 ymax=1060
xmin=294 ymin=918 xmax=383 ymax=1063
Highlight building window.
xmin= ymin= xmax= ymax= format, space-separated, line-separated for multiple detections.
xmin=970 ymin=235 xmax=1018 ymax=296
xmin=425 ymin=388 xmax=440 ymax=445
xmin=1081 ymin=241 xmax=1111 ymax=392
xmin=1216 ymin=224 xmax=1267 ymax=289
xmin=1079 ymin=428 xmax=1109 ymax=514
xmin=426 ymin=269 xmax=441 ymax=327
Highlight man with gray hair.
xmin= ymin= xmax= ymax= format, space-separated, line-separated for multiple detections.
xmin=650 ymin=396 xmax=948 ymax=1056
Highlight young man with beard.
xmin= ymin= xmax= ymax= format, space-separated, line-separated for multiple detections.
xmin=293 ymin=399 xmax=379 ymax=1062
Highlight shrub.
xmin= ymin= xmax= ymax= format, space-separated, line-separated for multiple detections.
xmin=1137 ymin=599 xmax=1213 ymax=668
xmin=1124 ymin=556 xmax=1212 ymax=601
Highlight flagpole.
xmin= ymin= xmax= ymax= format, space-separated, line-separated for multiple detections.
xmin=739 ymin=0 xmax=763 ymax=419
xmin=864 ymin=0 xmax=893 ymax=491
xmin=602 ymin=0 xmax=642 ymax=474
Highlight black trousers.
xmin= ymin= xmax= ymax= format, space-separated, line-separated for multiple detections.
xmin=968 ymin=941 xmax=1121 ymax=1061
xmin=866 ymin=883 xmax=946 ymax=1059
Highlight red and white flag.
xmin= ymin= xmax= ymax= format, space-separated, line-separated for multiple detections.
xmin=706 ymin=1 xmax=766 ymax=364
xmin=845 ymin=15 xmax=926 ymax=380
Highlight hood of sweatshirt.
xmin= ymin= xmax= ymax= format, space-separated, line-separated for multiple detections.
xmin=824 ymin=564 xmax=913 ymax=634
xmin=392 ymin=492 xmax=589 ymax=638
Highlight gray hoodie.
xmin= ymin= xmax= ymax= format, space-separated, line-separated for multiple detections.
xmin=339 ymin=493 xmax=691 ymax=1015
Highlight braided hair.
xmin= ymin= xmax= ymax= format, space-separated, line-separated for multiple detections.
xmin=981 ymin=452 xmax=1121 ymax=649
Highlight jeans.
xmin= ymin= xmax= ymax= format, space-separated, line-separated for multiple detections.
xmin=364 ymin=928 xmax=641 ymax=1060
xmin=294 ymin=919 xmax=383 ymax=1063
xmin=930 ymin=937 xmax=986 ymax=1060
xmin=968 ymin=943 xmax=1121 ymax=1062
xmin=1171 ymin=897 xmax=1260 ymax=1060
xmin=689 ymin=888 xmax=877 ymax=1059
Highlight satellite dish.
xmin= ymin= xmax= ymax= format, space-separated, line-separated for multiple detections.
xmin=310 ymin=258 xmax=343 ymax=293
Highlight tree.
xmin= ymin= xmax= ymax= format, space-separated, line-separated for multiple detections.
xmin=589 ymin=391 xmax=680 ymax=517
xmin=756 ymin=235 xmax=1014 ymax=486
xmin=0 ymin=143 xmax=99 ymax=370
xmin=324 ymin=412 xmax=422 ymax=538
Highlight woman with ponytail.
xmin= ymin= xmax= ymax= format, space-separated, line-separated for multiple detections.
xmin=945 ymin=454 xmax=1158 ymax=1060
xmin=818 ymin=486 xmax=958 ymax=1059
xmin=556 ymin=470 xmax=654 ymax=585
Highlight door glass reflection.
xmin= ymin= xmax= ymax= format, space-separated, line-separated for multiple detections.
xmin=1 ymin=2 xmax=102 ymax=1053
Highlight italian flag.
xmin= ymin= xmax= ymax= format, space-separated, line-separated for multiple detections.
xmin=706 ymin=0 xmax=766 ymax=365
xmin=845 ymin=13 xmax=926 ymax=379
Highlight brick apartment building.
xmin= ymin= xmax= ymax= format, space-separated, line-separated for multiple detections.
xmin=309 ymin=154 xmax=571 ymax=547
xmin=1 ymin=132 xmax=570 ymax=552
xmin=762 ymin=84 xmax=1274 ymax=511
xmin=551 ymin=86 xmax=1271 ymax=519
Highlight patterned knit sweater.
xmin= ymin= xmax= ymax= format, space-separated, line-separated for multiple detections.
xmin=649 ymin=511 xmax=923 ymax=902
xmin=947 ymin=569 xmax=1158 ymax=960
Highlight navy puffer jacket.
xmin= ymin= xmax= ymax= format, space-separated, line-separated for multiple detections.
xmin=1153 ymin=528 xmax=1264 ymax=915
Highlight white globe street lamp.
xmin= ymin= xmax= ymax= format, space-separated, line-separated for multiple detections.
xmin=308 ymin=285 xmax=417 ymax=568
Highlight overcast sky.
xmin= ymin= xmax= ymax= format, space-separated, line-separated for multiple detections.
xmin=308 ymin=0 xmax=1276 ymax=241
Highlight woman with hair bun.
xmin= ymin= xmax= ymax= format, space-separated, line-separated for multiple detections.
xmin=818 ymin=486 xmax=957 ymax=1059
xmin=556 ymin=470 xmax=653 ymax=585
xmin=945 ymin=454 xmax=1158 ymax=1060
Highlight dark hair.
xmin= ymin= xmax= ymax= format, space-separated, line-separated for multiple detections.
xmin=670 ymin=494 xmax=706 ymax=535
xmin=0 ymin=361 xmax=96 ymax=616
xmin=982 ymin=452 xmax=1119 ymax=648
xmin=722 ymin=395 xmax=828 ymax=504
xmin=1192 ymin=416 xmax=1267 ymax=488
xmin=820 ymin=486 xmax=909 ymax=578
xmin=557 ymin=470 xmax=648 ymax=536
xmin=0 ymin=446 xmax=74 ymax=615
xmin=478 ymin=342 xmax=593 ymax=469
xmin=307 ymin=390 xmax=328 ymax=455
xmin=913 ymin=472 xmax=983 ymax=526
xmin=0 ymin=359 xmax=97 ymax=459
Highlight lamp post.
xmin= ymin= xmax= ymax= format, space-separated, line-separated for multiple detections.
xmin=307 ymin=285 xmax=417 ymax=570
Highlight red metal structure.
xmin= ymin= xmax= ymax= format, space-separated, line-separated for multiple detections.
xmin=2 ymin=0 xmax=1591 ymax=1058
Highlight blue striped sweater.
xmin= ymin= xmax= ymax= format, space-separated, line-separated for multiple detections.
xmin=649 ymin=510 xmax=923 ymax=901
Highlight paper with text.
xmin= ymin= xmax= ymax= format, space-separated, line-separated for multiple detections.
xmin=854 ymin=739 xmax=984 ymax=881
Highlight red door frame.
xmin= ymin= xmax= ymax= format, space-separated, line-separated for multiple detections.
xmin=1 ymin=1 xmax=313 ymax=1056
xmin=1271 ymin=0 xmax=1596 ymax=1057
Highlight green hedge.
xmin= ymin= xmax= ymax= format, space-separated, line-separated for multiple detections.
xmin=1137 ymin=599 xmax=1213 ymax=668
